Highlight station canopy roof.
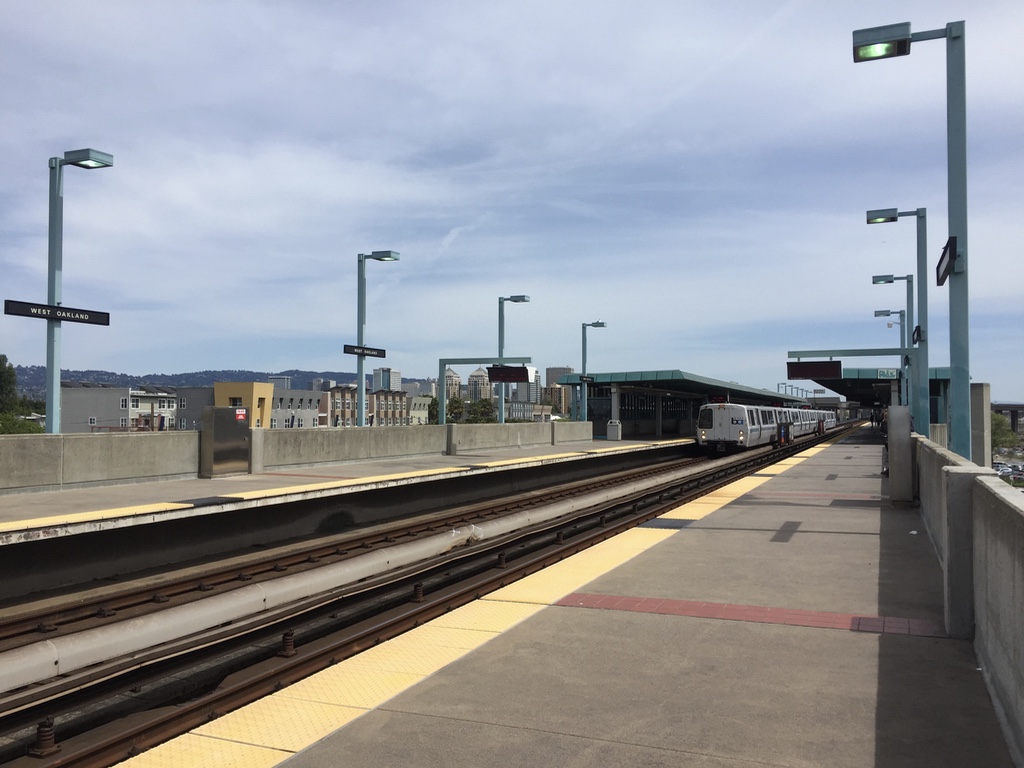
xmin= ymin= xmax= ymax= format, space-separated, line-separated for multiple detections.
xmin=557 ymin=369 xmax=806 ymax=406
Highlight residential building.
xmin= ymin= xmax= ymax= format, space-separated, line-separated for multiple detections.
xmin=368 ymin=390 xmax=409 ymax=426
xmin=329 ymin=383 xmax=359 ymax=427
xmin=175 ymin=386 xmax=215 ymax=431
xmin=543 ymin=385 xmax=571 ymax=416
xmin=267 ymin=387 xmax=325 ymax=429
xmin=214 ymin=382 xmax=274 ymax=428
xmin=409 ymin=395 xmax=432 ymax=425
xmin=60 ymin=382 xmax=181 ymax=433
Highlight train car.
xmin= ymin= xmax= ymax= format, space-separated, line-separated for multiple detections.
xmin=696 ymin=403 xmax=775 ymax=452
xmin=696 ymin=403 xmax=837 ymax=453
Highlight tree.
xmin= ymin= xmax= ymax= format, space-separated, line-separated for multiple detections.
xmin=447 ymin=396 xmax=465 ymax=422
xmin=426 ymin=395 xmax=465 ymax=424
xmin=0 ymin=412 xmax=43 ymax=434
xmin=991 ymin=413 xmax=1019 ymax=452
xmin=464 ymin=398 xmax=496 ymax=423
xmin=0 ymin=354 xmax=17 ymax=413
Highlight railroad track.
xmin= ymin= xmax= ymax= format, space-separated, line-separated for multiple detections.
xmin=0 ymin=427 xmax=855 ymax=767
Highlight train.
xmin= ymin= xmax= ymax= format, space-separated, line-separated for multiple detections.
xmin=696 ymin=402 xmax=837 ymax=453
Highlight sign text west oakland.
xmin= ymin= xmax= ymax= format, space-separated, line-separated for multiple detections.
xmin=4 ymin=299 xmax=110 ymax=326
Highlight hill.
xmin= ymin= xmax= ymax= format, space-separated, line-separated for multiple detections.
xmin=12 ymin=366 xmax=367 ymax=399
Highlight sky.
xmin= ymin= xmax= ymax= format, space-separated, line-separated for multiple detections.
xmin=2 ymin=1 xmax=1022 ymax=402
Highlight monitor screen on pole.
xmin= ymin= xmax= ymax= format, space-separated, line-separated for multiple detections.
xmin=487 ymin=366 xmax=530 ymax=383
xmin=787 ymin=361 xmax=841 ymax=380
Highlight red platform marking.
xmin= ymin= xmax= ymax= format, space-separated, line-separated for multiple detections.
xmin=555 ymin=593 xmax=946 ymax=638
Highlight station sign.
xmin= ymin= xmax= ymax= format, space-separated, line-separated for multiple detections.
xmin=579 ymin=375 xmax=594 ymax=383
xmin=487 ymin=366 xmax=530 ymax=383
xmin=787 ymin=360 xmax=841 ymax=380
xmin=344 ymin=344 xmax=386 ymax=358
xmin=4 ymin=299 xmax=110 ymax=326
xmin=877 ymin=368 xmax=899 ymax=379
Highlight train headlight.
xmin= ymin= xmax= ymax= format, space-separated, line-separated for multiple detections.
xmin=738 ymin=431 xmax=745 ymax=443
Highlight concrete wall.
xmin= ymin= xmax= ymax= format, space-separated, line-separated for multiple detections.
xmin=0 ymin=421 xmax=595 ymax=492
xmin=0 ymin=432 xmax=198 ymax=492
xmin=260 ymin=425 xmax=447 ymax=469
xmin=972 ymin=477 xmax=1024 ymax=767
xmin=915 ymin=436 xmax=1024 ymax=764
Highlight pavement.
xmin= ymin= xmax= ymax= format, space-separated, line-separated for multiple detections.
xmin=110 ymin=425 xmax=1016 ymax=768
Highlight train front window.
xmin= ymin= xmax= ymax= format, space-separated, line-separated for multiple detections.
xmin=697 ymin=409 xmax=713 ymax=428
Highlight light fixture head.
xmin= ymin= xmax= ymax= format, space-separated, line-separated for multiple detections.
xmin=872 ymin=274 xmax=895 ymax=284
xmin=508 ymin=294 xmax=530 ymax=303
xmin=590 ymin=321 xmax=607 ymax=328
xmin=866 ymin=208 xmax=899 ymax=224
xmin=874 ymin=310 xmax=893 ymax=317
xmin=853 ymin=22 xmax=911 ymax=62
xmin=367 ymin=250 xmax=400 ymax=261
xmin=62 ymin=148 xmax=113 ymax=169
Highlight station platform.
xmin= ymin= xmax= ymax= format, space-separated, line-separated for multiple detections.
xmin=113 ymin=427 xmax=1015 ymax=768
xmin=0 ymin=438 xmax=679 ymax=535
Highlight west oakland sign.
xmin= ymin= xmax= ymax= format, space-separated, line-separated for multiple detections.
xmin=4 ymin=300 xmax=110 ymax=326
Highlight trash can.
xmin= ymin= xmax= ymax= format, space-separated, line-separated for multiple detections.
xmin=607 ymin=420 xmax=622 ymax=441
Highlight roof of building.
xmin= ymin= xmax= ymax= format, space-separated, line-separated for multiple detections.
xmin=556 ymin=370 xmax=801 ymax=406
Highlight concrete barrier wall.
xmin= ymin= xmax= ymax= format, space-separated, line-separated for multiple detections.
xmin=553 ymin=420 xmax=593 ymax=443
xmin=0 ymin=422 xmax=594 ymax=492
xmin=260 ymin=426 xmax=447 ymax=469
xmin=915 ymin=436 xmax=1024 ymax=763
xmin=448 ymin=422 xmax=551 ymax=454
xmin=0 ymin=435 xmax=64 ymax=491
xmin=0 ymin=432 xmax=198 ymax=492
xmin=972 ymin=477 xmax=1024 ymax=766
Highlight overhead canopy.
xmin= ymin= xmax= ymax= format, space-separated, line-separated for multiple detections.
xmin=558 ymin=369 xmax=806 ymax=406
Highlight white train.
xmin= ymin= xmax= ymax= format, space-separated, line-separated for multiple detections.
xmin=696 ymin=403 xmax=837 ymax=453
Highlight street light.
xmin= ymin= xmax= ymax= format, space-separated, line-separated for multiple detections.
xmin=46 ymin=148 xmax=114 ymax=434
xmin=497 ymin=294 xmax=529 ymax=424
xmin=854 ymin=20 xmax=970 ymax=459
xmin=356 ymin=250 xmax=399 ymax=427
xmin=875 ymin=309 xmax=908 ymax=406
xmin=580 ymin=321 xmax=606 ymax=422
xmin=872 ymin=264 xmax=924 ymax=434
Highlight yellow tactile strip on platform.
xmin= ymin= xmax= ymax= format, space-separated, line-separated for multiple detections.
xmin=482 ymin=527 xmax=676 ymax=605
xmin=0 ymin=502 xmax=195 ymax=534
xmin=119 ymin=526 xmax=680 ymax=767
xmin=658 ymin=446 xmax=826 ymax=519
xmin=222 ymin=467 xmax=469 ymax=501
xmin=120 ymin=731 xmax=290 ymax=768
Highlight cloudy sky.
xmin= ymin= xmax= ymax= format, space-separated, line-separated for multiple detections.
xmin=2 ymin=1 xmax=1022 ymax=401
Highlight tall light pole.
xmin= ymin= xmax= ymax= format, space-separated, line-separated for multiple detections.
xmin=356 ymin=251 xmax=399 ymax=427
xmin=875 ymin=309 xmax=908 ymax=406
xmin=497 ymin=295 xmax=529 ymax=423
xmin=45 ymin=148 xmax=114 ymax=434
xmin=854 ymin=20 xmax=970 ymax=459
xmin=872 ymin=271 xmax=917 ymax=427
xmin=580 ymin=321 xmax=606 ymax=422
xmin=868 ymin=207 xmax=929 ymax=437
